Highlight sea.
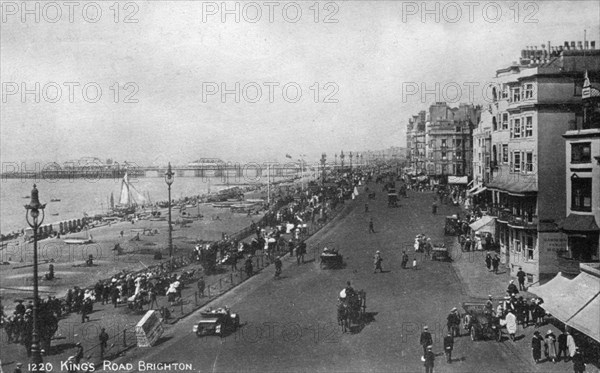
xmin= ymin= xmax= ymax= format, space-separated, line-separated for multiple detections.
xmin=1 ymin=174 xmax=287 ymax=234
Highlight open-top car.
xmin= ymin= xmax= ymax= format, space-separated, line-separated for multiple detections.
xmin=462 ymin=302 xmax=502 ymax=342
xmin=193 ymin=307 xmax=240 ymax=337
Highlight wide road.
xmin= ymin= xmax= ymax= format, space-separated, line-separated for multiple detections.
xmin=114 ymin=184 xmax=538 ymax=373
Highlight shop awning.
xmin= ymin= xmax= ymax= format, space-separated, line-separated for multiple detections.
xmin=487 ymin=172 xmax=537 ymax=194
xmin=561 ymin=214 xmax=600 ymax=232
xmin=568 ymin=294 xmax=600 ymax=343
xmin=448 ymin=176 xmax=468 ymax=184
xmin=529 ymin=272 xmax=600 ymax=342
xmin=469 ymin=215 xmax=496 ymax=234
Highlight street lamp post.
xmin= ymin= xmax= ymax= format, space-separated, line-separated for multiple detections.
xmin=334 ymin=153 xmax=338 ymax=170
xmin=349 ymin=152 xmax=353 ymax=171
xmin=165 ymin=163 xmax=175 ymax=271
xmin=340 ymin=150 xmax=345 ymax=171
xmin=24 ymin=184 xmax=46 ymax=367
xmin=320 ymin=153 xmax=327 ymax=184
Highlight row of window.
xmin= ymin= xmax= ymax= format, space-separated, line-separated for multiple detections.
xmin=572 ymin=177 xmax=592 ymax=212
xmin=501 ymin=229 xmax=535 ymax=261
xmin=509 ymin=151 xmax=534 ymax=173
xmin=510 ymin=116 xmax=534 ymax=138
xmin=492 ymin=83 xmax=535 ymax=103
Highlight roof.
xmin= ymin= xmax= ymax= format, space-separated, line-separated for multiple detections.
xmin=561 ymin=214 xmax=600 ymax=232
xmin=487 ymin=172 xmax=537 ymax=194
xmin=529 ymin=272 xmax=600 ymax=342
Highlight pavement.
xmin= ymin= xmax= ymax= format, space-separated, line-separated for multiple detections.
xmin=4 ymin=182 xmax=596 ymax=373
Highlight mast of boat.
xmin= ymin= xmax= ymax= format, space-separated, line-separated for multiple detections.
xmin=267 ymin=163 xmax=271 ymax=205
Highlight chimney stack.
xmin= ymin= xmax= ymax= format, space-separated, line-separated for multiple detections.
xmin=584 ymin=41 xmax=589 ymax=49
xmin=578 ymin=41 xmax=583 ymax=50
xmin=571 ymin=41 xmax=576 ymax=49
xmin=591 ymin=41 xmax=596 ymax=49
xmin=564 ymin=41 xmax=570 ymax=50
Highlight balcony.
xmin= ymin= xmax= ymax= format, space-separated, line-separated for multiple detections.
xmin=507 ymin=215 xmax=538 ymax=229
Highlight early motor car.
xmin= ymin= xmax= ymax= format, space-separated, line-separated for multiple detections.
xmin=193 ymin=307 xmax=240 ymax=337
xmin=462 ymin=302 xmax=502 ymax=341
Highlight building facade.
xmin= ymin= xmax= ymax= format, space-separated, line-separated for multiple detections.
xmin=406 ymin=111 xmax=427 ymax=174
xmin=472 ymin=106 xmax=493 ymax=188
xmin=560 ymin=70 xmax=600 ymax=275
xmin=487 ymin=42 xmax=600 ymax=284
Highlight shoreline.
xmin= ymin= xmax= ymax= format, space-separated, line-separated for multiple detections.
xmin=0 ymin=177 xmax=299 ymax=245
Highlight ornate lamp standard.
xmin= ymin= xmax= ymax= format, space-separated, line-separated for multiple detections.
xmin=349 ymin=152 xmax=353 ymax=171
xmin=24 ymin=184 xmax=46 ymax=366
xmin=320 ymin=153 xmax=327 ymax=184
xmin=340 ymin=150 xmax=345 ymax=171
xmin=164 ymin=163 xmax=175 ymax=270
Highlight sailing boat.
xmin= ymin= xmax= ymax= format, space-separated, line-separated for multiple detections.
xmin=113 ymin=173 xmax=146 ymax=215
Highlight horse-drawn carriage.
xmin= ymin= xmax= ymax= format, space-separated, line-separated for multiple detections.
xmin=320 ymin=248 xmax=343 ymax=269
xmin=462 ymin=302 xmax=503 ymax=341
xmin=337 ymin=289 xmax=367 ymax=333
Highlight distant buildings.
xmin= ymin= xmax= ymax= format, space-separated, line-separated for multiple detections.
xmin=405 ymin=102 xmax=480 ymax=184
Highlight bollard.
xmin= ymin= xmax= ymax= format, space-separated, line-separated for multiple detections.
xmin=122 ymin=330 xmax=126 ymax=347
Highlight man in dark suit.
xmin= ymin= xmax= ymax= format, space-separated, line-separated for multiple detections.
xmin=420 ymin=326 xmax=433 ymax=355
xmin=423 ymin=345 xmax=435 ymax=373
xmin=443 ymin=332 xmax=454 ymax=363
xmin=516 ymin=267 xmax=527 ymax=290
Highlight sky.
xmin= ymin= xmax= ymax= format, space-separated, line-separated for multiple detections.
xmin=1 ymin=0 xmax=599 ymax=166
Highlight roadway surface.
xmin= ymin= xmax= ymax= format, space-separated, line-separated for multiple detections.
xmin=113 ymin=184 xmax=541 ymax=373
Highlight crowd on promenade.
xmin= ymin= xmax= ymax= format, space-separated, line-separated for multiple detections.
xmin=1 ymin=171 xmax=368 ymax=364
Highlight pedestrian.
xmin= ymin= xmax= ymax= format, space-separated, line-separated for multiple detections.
xmin=423 ymin=345 xmax=435 ymax=373
xmin=110 ymin=285 xmax=120 ymax=308
xmin=443 ymin=331 xmax=454 ymax=363
xmin=148 ymin=288 xmax=158 ymax=309
xmin=517 ymin=267 xmax=526 ymax=290
xmin=74 ymin=342 xmax=84 ymax=363
xmin=197 ymin=276 xmax=205 ymax=297
xmin=288 ymin=239 xmax=294 ymax=257
xmin=296 ymin=241 xmax=306 ymax=265
xmin=99 ymin=327 xmax=109 ymax=359
xmin=368 ymin=218 xmax=375 ymax=233
xmin=532 ymin=331 xmax=543 ymax=363
xmin=401 ymin=251 xmax=409 ymax=269
xmin=572 ymin=348 xmax=585 ymax=373
xmin=447 ymin=308 xmax=460 ymax=337
xmin=413 ymin=257 xmax=417 ymax=270
xmin=557 ymin=329 xmax=568 ymax=362
xmin=419 ymin=326 xmax=433 ymax=355
xmin=431 ymin=200 xmax=437 ymax=214
xmin=507 ymin=280 xmax=519 ymax=297
xmin=504 ymin=310 xmax=517 ymax=341
xmin=230 ymin=253 xmax=238 ymax=272
xmin=485 ymin=252 xmax=492 ymax=270
xmin=373 ymin=251 xmax=383 ymax=273
xmin=365 ymin=203 xmax=369 ymax=213
xmin=545 ymin=330 xmax=558 ymax=363
xmin=567 ymin=331 xmax=577 ymax=361
xmin=492 ymin=254 xmax=500 ymax=274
